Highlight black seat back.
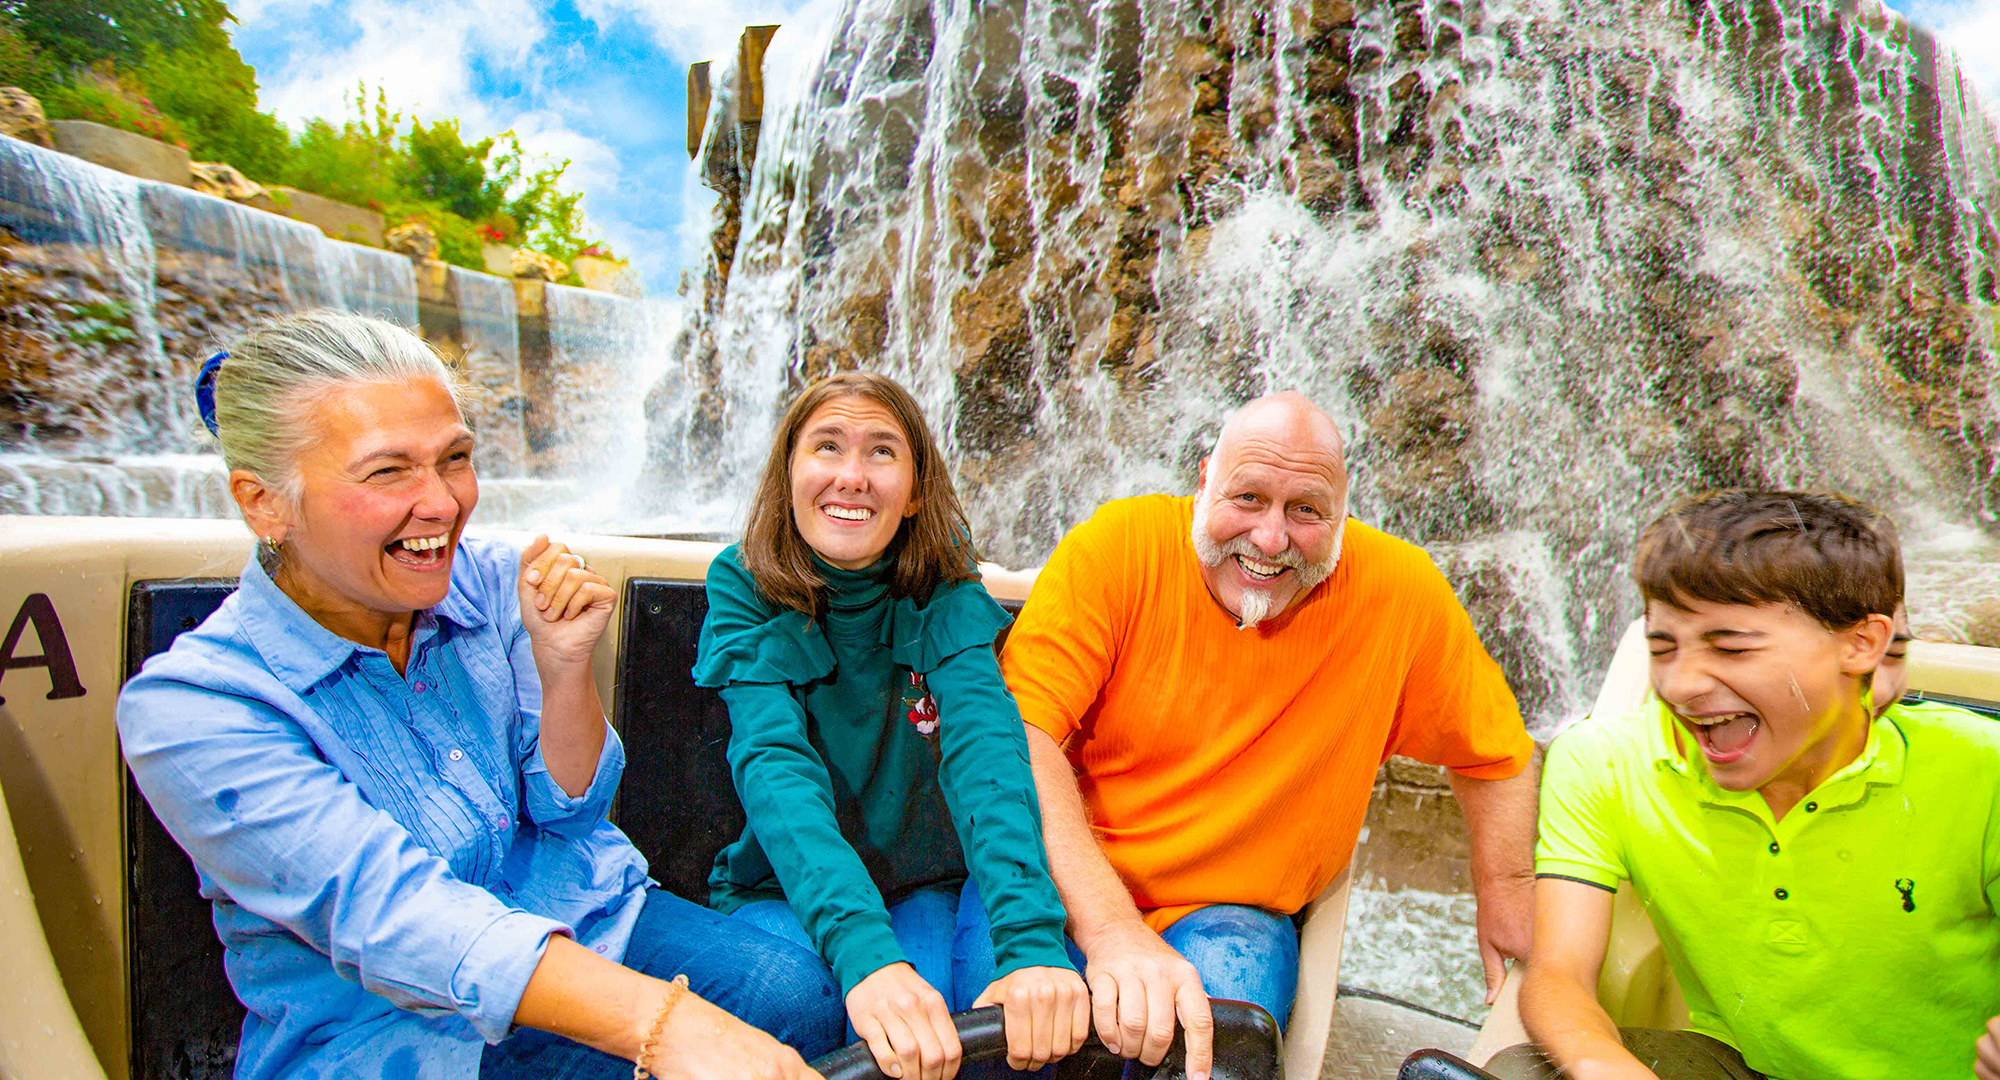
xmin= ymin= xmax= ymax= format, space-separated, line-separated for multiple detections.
xmin=612 ymin=579 xmax=746 ymax=900
xmin=126 ymin=580 xmax=242 ymax=1080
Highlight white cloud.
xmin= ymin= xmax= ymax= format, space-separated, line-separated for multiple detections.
xmin=248 ymin=0 xmax=545 ymax=133
xmin=509 ymin=109 xmax=623 ymax=195
xmin=570 ymin=0 xmax=816 ymax=67
xmin=1906 ymin=0 xmax=2000 ymax=122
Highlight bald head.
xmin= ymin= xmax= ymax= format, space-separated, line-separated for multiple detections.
xmin=1210 ymin=392 xmax=1346 ymax=482
xmin=1192 ymin=392 xmax=1351 ymax=629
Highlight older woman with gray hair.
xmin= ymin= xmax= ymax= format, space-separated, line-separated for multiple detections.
xmin=118 ymin=311 xmax=843 ymax=1080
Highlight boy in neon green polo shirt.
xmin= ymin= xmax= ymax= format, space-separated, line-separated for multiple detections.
xmin=1490 ymin=490 xmax=2000 ymax=1080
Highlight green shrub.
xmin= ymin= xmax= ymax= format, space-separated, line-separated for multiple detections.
xmin=39 ymin=63 xmax=187 ymax=147
xmin=131 ymin=43 xmax=289 ymax=179
xmin=0 ymin=17 xmax=54 ymax=92
xmin=278 ymin=87 xmax=406 ymax=208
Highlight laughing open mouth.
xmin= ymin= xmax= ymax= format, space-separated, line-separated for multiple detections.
xmin=1683 ymin=711 xmax=1760 ymax=760
xmin=1235 ymin=553 xmax=1288 ymax=581
xmin=386 ymin=534 xmax=451 ymax=568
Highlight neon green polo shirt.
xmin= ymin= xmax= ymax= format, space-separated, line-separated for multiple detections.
xmin=1538 ymin=700 xmax=2000 ymax=1080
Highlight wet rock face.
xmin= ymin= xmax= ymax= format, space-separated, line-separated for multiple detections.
xmin=0 ymin=230 xmax=287 ymax=456
xmin=660 ymin=0 xmax=2000 ymax=730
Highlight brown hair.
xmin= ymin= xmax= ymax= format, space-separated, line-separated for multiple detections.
xmin=742 ymin=372 xmax=978 ymax=617
xmin=1633 ymin=489 xmax=1903 ymax=630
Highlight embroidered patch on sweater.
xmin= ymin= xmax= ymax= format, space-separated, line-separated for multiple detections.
xmin=901 ymin=671 xmax=940 ymax=742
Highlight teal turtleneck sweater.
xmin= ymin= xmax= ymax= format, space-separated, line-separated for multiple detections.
xmin=694 ymin=545 xmax=1074 ymax=994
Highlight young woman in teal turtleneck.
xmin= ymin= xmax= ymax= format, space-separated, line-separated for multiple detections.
xmin=694 ymin=373 xmax=1087 ymax=1080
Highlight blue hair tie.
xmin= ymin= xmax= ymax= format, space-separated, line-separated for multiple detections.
xmin=194 ymin=350 xmax=226 ymax=436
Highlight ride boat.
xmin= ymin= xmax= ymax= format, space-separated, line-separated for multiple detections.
xmin=4 ymin=516 xmax=1997 ymax=1080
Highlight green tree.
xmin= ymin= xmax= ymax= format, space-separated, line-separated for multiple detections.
xmin=494 ymin=142 xmax=607 ymax=262
xmin=0 ymin=0 xmax=619 ymax=272
xmin=132 ymin=43 xmax=289 ymax=178
xmin=1 ymin=0 xmax=229 ymax=73
xmin=403 ymin=118 xmax=506 ymax=221
xmin=280 ymin=85 xmax=405 ymax=208
xmin=0 ymin=17 xmax=53 ymax=92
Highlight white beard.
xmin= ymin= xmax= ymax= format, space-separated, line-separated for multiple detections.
xmin=1191 ymin=487 xmax=1346 ymax=630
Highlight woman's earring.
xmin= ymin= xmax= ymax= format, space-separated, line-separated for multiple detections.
xmin=263 ymin=535 xmax=283 ymax=555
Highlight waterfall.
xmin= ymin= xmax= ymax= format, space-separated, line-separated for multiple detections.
xmin=0 ymin=137 xmax=676 ymax=528
xmin=449 ymin=265 xmax=530 ymax=478
xmin=0 ymin=137 xmax=423 ymax=514
xmin=654 ymin=0 xmax=2000 ymax=734
xmin=526 ymin=283 xmax=682 ymax=527
xmin=0 ymin=135 xmax=169 ymax=456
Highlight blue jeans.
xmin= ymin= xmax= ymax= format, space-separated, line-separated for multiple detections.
xmin=739 ymin=881 xmax=1074 ymax=1079
xmin=735 ymin=879 xmax=1007 ymax=1013
xmin=480 ymin=887 xmax=845 ymax=1078
xmin=1160 ymin=905 xmax=1299 ymax=1032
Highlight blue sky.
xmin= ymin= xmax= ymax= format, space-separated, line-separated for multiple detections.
xmin=229 ymin=0 xmax=1996 ymax=299
xmin=228 ymin=0 xmax=825 ymax=297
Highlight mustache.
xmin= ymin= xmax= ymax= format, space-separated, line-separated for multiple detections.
xmin=1205 ymin=534 xmax=1312 ymax=569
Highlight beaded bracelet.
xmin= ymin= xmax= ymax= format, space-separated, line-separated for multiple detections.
xmin=632 ymin=973 xmax=691 ymax=1080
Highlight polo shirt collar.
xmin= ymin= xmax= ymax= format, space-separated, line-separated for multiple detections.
xmin=235 ymin=553 xmax=488 ymax=694
xmin=1646 ymin=697 xmax=1908 ymax=809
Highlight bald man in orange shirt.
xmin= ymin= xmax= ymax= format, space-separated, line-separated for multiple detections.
xmin=1001 ymin=393 xmax=1540 ymax=1080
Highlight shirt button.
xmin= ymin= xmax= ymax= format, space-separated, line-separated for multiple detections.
xmin=593 ymin=943 xmax=607 ymax=954
xmin=414 ymin=681 xmax=427 ymax=693
xmin=1804 ymin=801 xmax=1818 ymax=813
xmin=448 ymin=749 xmax=463 ymax=761
xmin=1768 ymin=841 xmax=1781 ymax=854
xmin=1774 ymin=887 xmax=1789 ymax=900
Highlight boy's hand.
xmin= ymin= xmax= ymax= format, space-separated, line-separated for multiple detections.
xmin=1975 ymin=1016 xmax=2000 ymax=1080
xmin=971 ymin=965 xmax=1091 ymax=1071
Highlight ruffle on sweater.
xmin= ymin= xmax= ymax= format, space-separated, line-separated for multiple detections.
xmin=880 ymin=580 xmax=1012 ymax=674
xmin=691 ymin=551 xmax=838 ymax=686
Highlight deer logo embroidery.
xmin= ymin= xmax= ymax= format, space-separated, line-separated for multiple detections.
xmin=1894 ymin=878 xmax=1916 ymax=912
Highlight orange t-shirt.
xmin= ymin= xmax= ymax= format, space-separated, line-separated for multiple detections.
xmin=1000 ymin=494 xmax=1532 ymax=931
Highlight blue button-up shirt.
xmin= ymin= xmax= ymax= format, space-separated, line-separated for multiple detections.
xmin=118 ymin=536 xmax=651 ymax=1080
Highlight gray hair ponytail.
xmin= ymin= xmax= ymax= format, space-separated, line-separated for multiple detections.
xmin=212 ymin=311 xmax=467 ymax=505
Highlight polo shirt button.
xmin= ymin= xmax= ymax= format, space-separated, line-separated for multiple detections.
xmin=1774 ymin=887 xmax=1789 ymax=900
xmin=1768 ymin=841 xmax=1781 ymax=854
xmin=1804 ymin=801 xmax=1818 ymax=812
xmin=414 ymin=681 xmax=427 ymax=693
xmin=448 ymin=749 xmax=463 ymax=761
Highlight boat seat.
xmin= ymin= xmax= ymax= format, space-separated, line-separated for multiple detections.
xmin=120 ymin=576 xmax=1052 ymax=1078
xmin=0 ymin=768 xmax=109 ymax=1080
xmin=117 ymin=562 xmax=1357 ymax=1080
xmin=126 ymin=581 xmax=244 ymax=1080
